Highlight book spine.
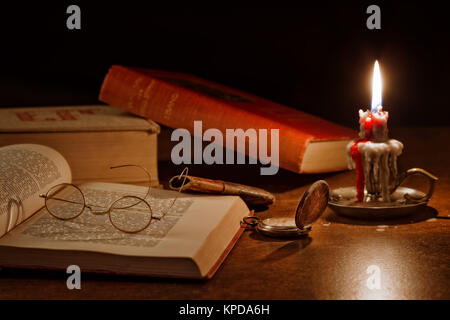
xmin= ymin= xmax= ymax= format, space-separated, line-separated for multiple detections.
xmin=99 ymin=66 xmax=305 ymax=173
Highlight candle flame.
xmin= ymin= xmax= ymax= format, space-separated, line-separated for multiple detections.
xmin=371 ymin=60 xmax=382 ymax=113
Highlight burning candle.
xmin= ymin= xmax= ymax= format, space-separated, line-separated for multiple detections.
xmin=346 ymin=61 xmax=404 ymax=202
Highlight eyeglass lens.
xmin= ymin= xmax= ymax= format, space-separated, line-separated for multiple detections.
xmin=45 ymin=184 xmax=85 ymax=220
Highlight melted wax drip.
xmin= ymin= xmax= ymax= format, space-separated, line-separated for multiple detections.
xmin=350 ymin=141 xmax=365 ymax=202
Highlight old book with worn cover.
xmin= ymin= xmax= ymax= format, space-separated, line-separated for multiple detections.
xmin=0 ymin=144 xmax=249 ymax=279
xmin=99 ymin=65 xmax=357 ymax=174
xmin=0 ymin=105 xmax=160 ymax=185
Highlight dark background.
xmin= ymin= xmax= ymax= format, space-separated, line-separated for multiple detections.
xmin=1 ymin=2 xmax=449 ymax=128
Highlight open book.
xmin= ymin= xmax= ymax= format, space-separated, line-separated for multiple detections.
xmin=0 ymin=144 xmax=250 ymax=279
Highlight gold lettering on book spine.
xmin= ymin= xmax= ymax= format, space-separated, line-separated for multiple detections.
xmin=164 ymin=93 xmax=179 ymax=121
xmin=141 ymin=80 xmax=155 ymax=114
xmin=127 ymin=77 xmax=143 ymax=109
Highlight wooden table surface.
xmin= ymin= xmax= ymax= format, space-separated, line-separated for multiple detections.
xmin=1 ymin=126 xmax=449 ymax=299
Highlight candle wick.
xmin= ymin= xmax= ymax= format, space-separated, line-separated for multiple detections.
xmin=371 ymin=104 xmax=382 ymax=113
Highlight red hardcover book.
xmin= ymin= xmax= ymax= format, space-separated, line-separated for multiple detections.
xmin=99 ymin=65 xmax=357 ymax=174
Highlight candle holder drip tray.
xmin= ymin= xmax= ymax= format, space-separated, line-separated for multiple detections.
xmin=328 ymin=168 xmax=438 ymax=219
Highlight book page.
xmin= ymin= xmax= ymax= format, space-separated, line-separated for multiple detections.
xmin=0 ymin=144 xmax=71 ymax=237
xmin=0 ymin=182 xmax=245 ymax=260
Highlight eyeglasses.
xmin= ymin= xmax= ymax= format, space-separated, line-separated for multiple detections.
xmin=39 ymin=165 xmax=189 ymax=234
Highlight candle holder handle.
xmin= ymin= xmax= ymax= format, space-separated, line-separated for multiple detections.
xmin=392 ymin=168 xmax=438 ymax=203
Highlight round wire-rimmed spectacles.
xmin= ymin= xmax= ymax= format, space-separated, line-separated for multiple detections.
xmin=39 ymin=165 xmax=189 ymax=234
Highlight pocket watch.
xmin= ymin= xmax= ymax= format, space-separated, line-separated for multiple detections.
xmin=241 ymin=180 xmax=329 ymax=238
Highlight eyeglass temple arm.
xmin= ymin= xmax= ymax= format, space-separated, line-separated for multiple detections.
xmin=39 ymin=194 xmax=85 ymax=207
xmin=109 ymin=164 xmax=152 ymax=199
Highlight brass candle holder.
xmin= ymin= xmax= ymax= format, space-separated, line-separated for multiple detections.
xmin=328 ymin=168 xmax=437 ymax=219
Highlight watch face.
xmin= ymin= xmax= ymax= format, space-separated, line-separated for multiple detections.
xmin=295 ymin=180 xmax=329 ymax=230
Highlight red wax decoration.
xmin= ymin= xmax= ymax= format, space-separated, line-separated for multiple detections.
xmin=374 ymin=111 xmax=388 ymax=128
xmin=364 ymin=112 xmax=373 ymax=139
